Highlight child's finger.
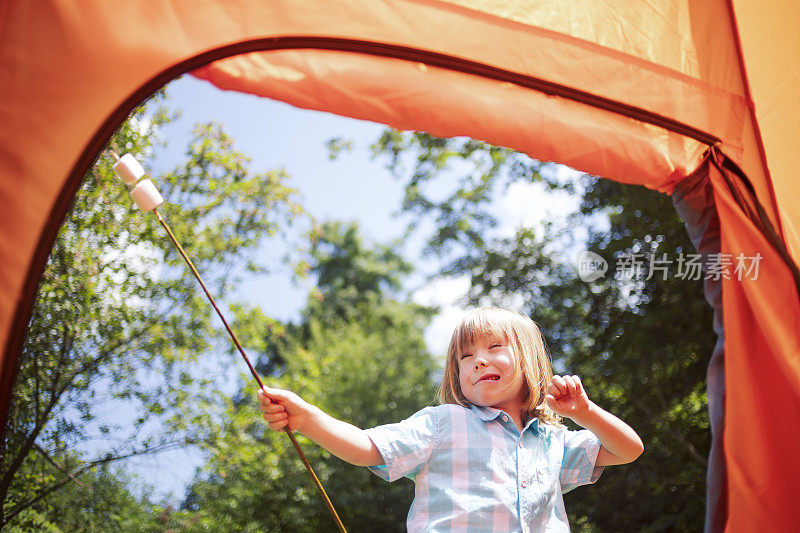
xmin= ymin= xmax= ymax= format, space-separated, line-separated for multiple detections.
xmin=263 ymin=410 xmax=287 ymax=423
xmin=257 ymin=388 xmax=277 ymax=408
xmin=547 ymin=382 xmax=560 ymax=397
xmin=551 ymin=375 xmax=567 ymax=395
xmin=261 ymin=386 xmax=299 ymax=407
xmin=563 ymin=375 xmax=578 ymax=397
xmin=268 ymin=419 xmax=288 ymax=431
xmin=545 ymin=394 xmax=558 ymax=409
xmin=572 ymin=375 xmax=584 ymax=393
xmin=260 ymin=402 xmax=285 ymax=414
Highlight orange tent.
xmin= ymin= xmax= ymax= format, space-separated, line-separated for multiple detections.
xmin=1 ymin=2 xmax=798 ymax=530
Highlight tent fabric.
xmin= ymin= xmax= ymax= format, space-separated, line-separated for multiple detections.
xmin=708 ymin=155 xmax=800 ymax=531
xmin=1 ymin=2 xmax=799 ymax=531
xmin=193 ymin=49 xmax=709 ymax=191
xmin=672 ymin=162 xmax=727 ymax=532
xmin=729 ymin=0 xmax=800 ymax=266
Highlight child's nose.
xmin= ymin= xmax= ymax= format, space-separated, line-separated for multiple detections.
xmin=474 ymin=359 xmax=488 ymax=370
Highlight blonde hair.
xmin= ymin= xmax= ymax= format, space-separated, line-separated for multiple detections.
xmin=438 ymin=307 xmax=562 ymax=426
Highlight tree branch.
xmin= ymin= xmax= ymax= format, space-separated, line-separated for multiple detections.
xmin=32 ymin=443 xmax=86 ymax=489
xmin=0 ymin=307 xmax=174 ymax=507
xmin=629 ymin=394 xmax=707 ymax=467
xmin=2 ymin=439 xmax=186 ymax=528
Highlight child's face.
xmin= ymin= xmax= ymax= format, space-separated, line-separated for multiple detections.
xmin=457 ymin=333 xmax=526 ymax=416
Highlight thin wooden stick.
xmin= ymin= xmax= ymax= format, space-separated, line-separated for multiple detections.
xmin=153 ymin=208 xmax=347 ymax=533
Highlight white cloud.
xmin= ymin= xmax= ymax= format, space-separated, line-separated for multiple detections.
xmin=553 ymin=164 xmax=585 ymax=185
xmin=412 ymin=275 xmax=469 ymax=308
xmin=497 ymin=180 xmax=580 ymax=237
xmin=425 ymin=307 xmax=467 ymax=361
xmin=412 ymin=276 xmax=470 ymax=359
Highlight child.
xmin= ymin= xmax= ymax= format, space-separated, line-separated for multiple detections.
xmin=258 ymin=307 xmax=643 ymax=531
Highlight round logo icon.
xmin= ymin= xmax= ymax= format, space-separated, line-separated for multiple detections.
xmin=576 ymin=251 xmax=608 ymax=282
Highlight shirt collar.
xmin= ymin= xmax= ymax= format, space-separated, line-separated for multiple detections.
xmin=468 ymin=404 xmax=540 ymax=433
xmin=469 ymin=404 xmax=504 ymax=421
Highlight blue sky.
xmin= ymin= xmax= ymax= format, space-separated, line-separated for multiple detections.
xmin=154 ymin=75 xmax=412 ymax=321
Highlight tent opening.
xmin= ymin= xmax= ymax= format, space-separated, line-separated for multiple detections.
xmin=0 ymin=60 xmax=724 ymax=525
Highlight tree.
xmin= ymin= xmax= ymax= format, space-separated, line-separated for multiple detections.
xmin=369 ymin=131 xmax=714 ymax=531
xmin=1 ymin=93 xmax=305 ymax=529
xmin=4 ymin=460 xmax=168 ymax=533
xmin=559 ymin=178 xmax=713 ymax=532
xmin=178 ymin=221 xmax=438 ymax=532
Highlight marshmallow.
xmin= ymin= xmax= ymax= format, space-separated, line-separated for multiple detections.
xmin=130 ymin=179 xmax=164 ymax=212
xmin=113 ymin=153 xmax=145 ymax=185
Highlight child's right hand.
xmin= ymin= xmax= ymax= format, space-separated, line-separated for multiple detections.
xmin=257 ymin=386 xmax=315 ymax=433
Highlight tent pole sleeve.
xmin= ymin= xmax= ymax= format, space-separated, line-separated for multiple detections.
xmin=709 ymin=147 xmax=800 ymax=302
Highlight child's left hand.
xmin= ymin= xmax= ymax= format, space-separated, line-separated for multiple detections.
xmin=545 ymin=375 xmax=592 ymax=420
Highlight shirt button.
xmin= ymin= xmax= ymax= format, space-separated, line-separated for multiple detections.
xmin=521 ymin=480 xmax=528 ymax=488
xmin=518 ymin=440 xmax=524 ymax=448
xmin=502 ymin=415 xmax=509 ymax=422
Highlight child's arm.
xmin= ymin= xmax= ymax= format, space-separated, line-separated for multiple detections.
xmin=545 ymin=375 xmax=644 ymax=466
xmin=258 ymin=386 xmax=384 ymax=467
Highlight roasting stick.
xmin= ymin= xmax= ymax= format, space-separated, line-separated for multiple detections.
xmin=110 ymin=151 xmax=347 ymax=533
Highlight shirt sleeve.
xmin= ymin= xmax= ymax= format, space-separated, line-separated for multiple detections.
xmin=560 ymin=429 xmax=604 ymax=493
xmin=364 ymin=406 xmax=438 ymax=482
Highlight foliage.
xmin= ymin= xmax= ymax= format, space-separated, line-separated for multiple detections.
xmin=371 ymin=130 xmax=574 ymax=265
xmin=4 ymin=462 xmax=169 ymax=533
xmin=178 ymin=221 xmax=438 ymax=532
xmin=560 ymin=177 xmax=713 ymax=532
xmin=370 ymin=131 xmax=714 ymax=531
xmin=1 ymin=93 xmax=304 ymax=529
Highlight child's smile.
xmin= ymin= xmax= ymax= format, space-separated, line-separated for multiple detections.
xmin=458 ymin=334 xmax=526 ymax=424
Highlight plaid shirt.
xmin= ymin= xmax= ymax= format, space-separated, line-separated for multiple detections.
xmin=366 ymin=404 xmax=603 ymax=532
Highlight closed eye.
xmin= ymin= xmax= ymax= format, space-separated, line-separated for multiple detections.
xmin=490 ymin=343 xmax=502 ymax=349
xmin=460 ymin=353 xmax=473 ymax=360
